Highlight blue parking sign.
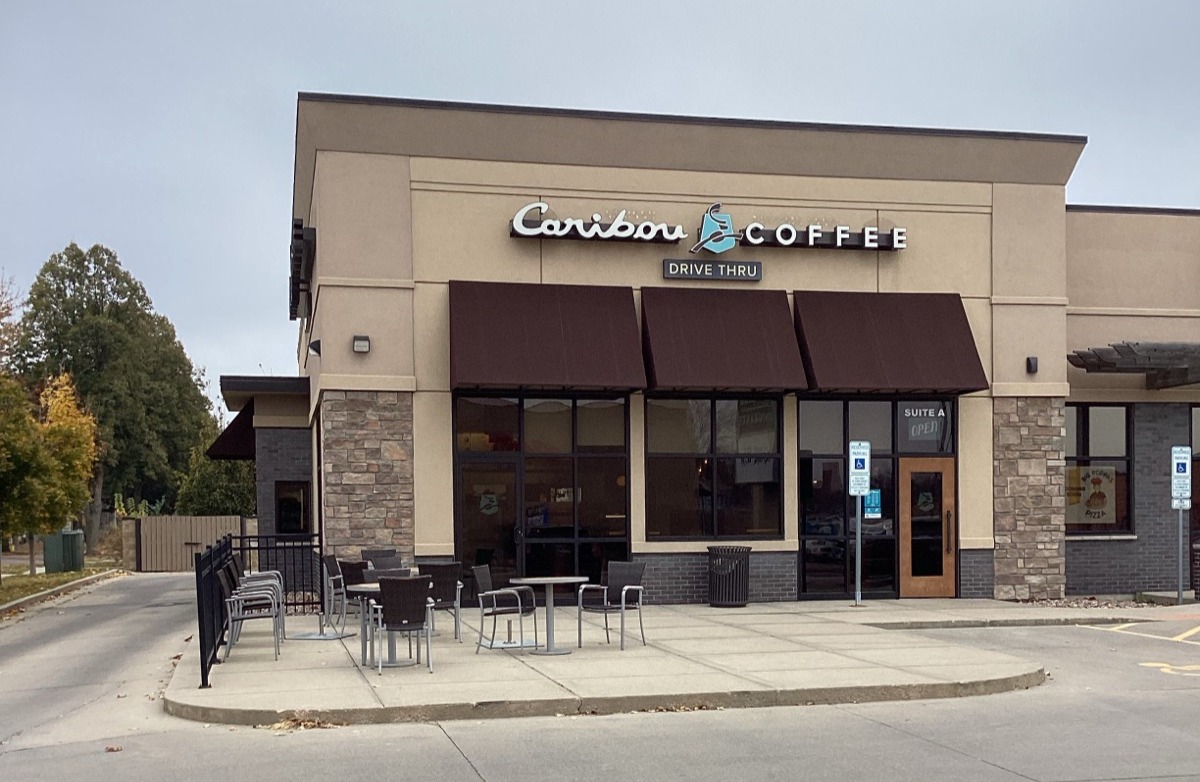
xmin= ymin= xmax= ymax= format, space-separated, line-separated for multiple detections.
xmin=864 ymin=489 xmax=882 ymax=520
xmin=854 ymin=458 xmax=866 ymax=470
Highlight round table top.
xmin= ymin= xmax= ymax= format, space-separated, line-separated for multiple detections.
xmin=510 ymin=575 xmax=589 ymax=586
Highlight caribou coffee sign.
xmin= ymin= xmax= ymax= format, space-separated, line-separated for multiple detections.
xmin=512 ymin=201 xmax=906 ymax=252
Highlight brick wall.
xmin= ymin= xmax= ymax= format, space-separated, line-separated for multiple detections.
xmin=993 ymin=397 xmax=1066 ymax=600
xmin=633 ymin=551 xmax=797 ymax=604
xmin=959 ymin=549 xmax=995 ymax=598
xmin=255 ymin=427 xmax=312 ymax=536
xmin=1066 ymin=403 xmax=1192 ymax=594
xmin=320 ymin=391 xmax=414 ymax=561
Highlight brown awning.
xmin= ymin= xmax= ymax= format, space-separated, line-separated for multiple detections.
xmin=449 ymin=281 xmax=647 ymax=391
xmin=206 ymin=401 xmax=255 ymax=460
xmin=641 ymin=287 xmax=808 ymax=391
xmin=793 ymin=291 xmax=988 ymax=394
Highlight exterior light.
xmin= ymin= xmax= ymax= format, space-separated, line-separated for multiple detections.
xmin=307 ymin=340 xmax=321 ymax=357
xmin=1026 ymin=356 xmax=1038 ymax=374
xmin=352 ymin=335 xmax=371 ymax=354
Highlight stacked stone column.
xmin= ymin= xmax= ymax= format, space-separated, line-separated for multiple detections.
xmin=993 ymin=397 xmax=1066 ymax=600
xmin=320 ymin=391 xmax=414 ymax=561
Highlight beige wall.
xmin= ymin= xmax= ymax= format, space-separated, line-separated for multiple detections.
xmin=1065 ymin=209 xmax=1200 ymax=401
xmin=306 ymin=152 xmax=1020 ymax=557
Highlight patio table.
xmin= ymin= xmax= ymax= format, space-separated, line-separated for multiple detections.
xmin=510 ymin=576 xmax=588 ymax=655
xmin=348 ymin=582 xmax=425 ymax=668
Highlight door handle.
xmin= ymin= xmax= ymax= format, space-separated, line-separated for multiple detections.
xmin=945 ymin=510 xmax=953 ymax=554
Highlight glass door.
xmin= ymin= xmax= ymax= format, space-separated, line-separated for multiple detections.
xmin=899 ymin=457 xmax=956 ymax=597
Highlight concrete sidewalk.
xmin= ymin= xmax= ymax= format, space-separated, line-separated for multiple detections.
xmin=164 ymin=597 xmax=1200 ymax=726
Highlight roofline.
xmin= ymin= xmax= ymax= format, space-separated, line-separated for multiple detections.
xmin=297 ymin=91 xmax=1089 ymax=145
xmin=219 ymin=375 xmax=310 ymax=410
xmin=1067 ymin=204 xmax=1200 ymax=216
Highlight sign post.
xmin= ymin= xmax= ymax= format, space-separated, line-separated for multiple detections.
xmin=1171 ymin=446 xmax=1192 ymax=605
xmin=848 ymin=441 xmax=871 ymax=607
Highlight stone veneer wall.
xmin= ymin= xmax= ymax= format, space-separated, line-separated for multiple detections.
xmin=255 ymin=428 xmax=313 ymax=535
xmin=1066 ymin=404 xmax=1191 ymax=594
xmin=320 ymin=391 xmax=414 ymax=561
xmin=993 ymin=397 xmax=1066 ymax=600
xmin=633 ymin=552 xmax=797 ymax=604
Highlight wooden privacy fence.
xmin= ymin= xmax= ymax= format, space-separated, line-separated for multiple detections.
xmin=133 ymin=516 xmax=248 ymax=572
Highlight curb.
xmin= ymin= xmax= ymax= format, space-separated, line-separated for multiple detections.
xmin=864 ymin=616 xmax=1149 ymax=630
xmin=0 ymin=569 xmax=124 ymax=615
xmin=162 ymin=666 xmax=1047 ymax=726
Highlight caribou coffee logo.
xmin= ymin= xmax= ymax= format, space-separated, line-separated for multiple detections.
xmin=689 ymin=203 xmax=742 ymax=254
xmin=510 ymin=201 xmax=907 ymax=251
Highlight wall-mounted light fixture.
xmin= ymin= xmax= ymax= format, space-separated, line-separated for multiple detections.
xmin=307 ymin=339 xmax=322 ymax=357
xmin=352 ymin=335 xmax=371 ymax=354
xmin=1026 ymin=356 xmax=1038 ymax=374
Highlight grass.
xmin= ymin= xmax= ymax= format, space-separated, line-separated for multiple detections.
xmin=0 ymin=565 xmax=117 ymax=608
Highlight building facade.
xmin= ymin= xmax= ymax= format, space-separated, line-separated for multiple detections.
xmin=214 ymin=93 xmax=1200 ymax=602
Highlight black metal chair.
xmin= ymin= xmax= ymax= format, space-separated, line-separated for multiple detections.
xmin=321 ymin=554 xmax=348 ymax=631
xmin=472 ymin=564 xmax=538 ymax=653
xmin=422 ymin=562 xmax=463 ymax=641
xmin=373 ymin=575 xmax=434 ymax=674
xmin=366 ymin=555 xmax=405 ymax=571
xmin=361 ymin=548 xmax=397 ymax=563
xmin=578 ymin=561 xmax=646 ymax=650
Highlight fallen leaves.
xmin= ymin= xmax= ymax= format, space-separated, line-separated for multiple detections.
xmin=104 ymin=745 xmax=122 ymax=753
xmin=256 ymin=715 xmax=340 ymax=733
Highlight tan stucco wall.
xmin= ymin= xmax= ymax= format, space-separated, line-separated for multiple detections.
xmin=1065 ymin=209 xmax=1200 ymax=401
xmin=252 ymin=395 xmax=309 ymax=428
xmin=958 ymin=396 xmax=995 ymax=550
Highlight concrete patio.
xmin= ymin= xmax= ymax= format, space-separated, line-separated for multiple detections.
xmin=163 ymin=597 xmax=1200 ymax=725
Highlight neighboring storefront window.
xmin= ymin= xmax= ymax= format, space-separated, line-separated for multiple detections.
xmin=798 ymin=399 xmax=953 ymax=596
xmin=1065 ymin=405 xmax=1132 ymax=534
xmin=645 ymin=398 xmax=782 ymax=539
xmin=275 ymin=481 xmax=309 ymax=534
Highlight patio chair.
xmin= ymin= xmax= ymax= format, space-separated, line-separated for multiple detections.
xmin=472 ymin=564 xmax=538 ymax=653
xmin=373 ymin=575 xmax=434 ymax=674
xmin=217 ymin=568 xmax=282 ymax=661
xmin=578 ymin=561 xmax=646 ymax=650
xmin=422 ymin=562 xmax=463 ymax=641
xmin=321 ymin=554 xmax=348 ymax=632
xmin=366 ymin=555 xmax=405 ymax=571
xmin=223 ymin=558 xmax=287 ymax=640
xmin=361 ymin=548 xmax=397 ymax=563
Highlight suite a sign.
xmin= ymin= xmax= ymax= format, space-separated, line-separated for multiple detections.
xmin=1067 ymin=466 xmax=1117 ymax=524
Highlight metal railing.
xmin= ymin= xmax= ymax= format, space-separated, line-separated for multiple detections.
xmin=194 ymin=536 xmax=233 ymax=689
xmin=231 ymin=533 xmax=323 ymax=614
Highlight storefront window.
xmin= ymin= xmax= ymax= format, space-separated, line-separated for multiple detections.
xmin=646 ymin=397 xmax=782 ymax=539
xmin=455 ymin=397 xmax=519 ymax=452
xmin=849 ymin=401 xmax=891 ymax=453
xmin=455 ymin=396 xmax=630 ymax=584
xmin=896 ymin=401 xmax=953 ymax=454
xmin=1066 ymin=405 xmax=1132 ymax=534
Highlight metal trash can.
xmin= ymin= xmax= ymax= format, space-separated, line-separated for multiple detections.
xmin=707 ymin=545 xmax=751 ymax=607
xmin=62 ymin=530 xmax=85 ymax=571
xmin=40 ymin=533 xmax=65 ymax=573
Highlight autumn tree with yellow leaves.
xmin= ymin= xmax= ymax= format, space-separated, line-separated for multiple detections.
xmin=0 ymin=374 xmax=98 ymax=579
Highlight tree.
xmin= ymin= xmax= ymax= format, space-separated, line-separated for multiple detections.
xmin=0 ymin=375 xmax=41 ymax=583
xmin=0 ymin=374 xmax=97 ymax=577
xmin=175 ymin=418 xmax=257 ymax=516
xmin=0 ymin=270 xmax=18 ymax=366
xmin=11 ymin=243 xmax=211 ymax=548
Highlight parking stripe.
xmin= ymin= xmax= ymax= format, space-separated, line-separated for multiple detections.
xmin=1170 ymin=624 xmax=1200 ymax=642
xmin=1079 ymin=624 xmax=1200 ymax=646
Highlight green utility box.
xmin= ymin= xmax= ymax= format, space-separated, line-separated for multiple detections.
xmin=62 ymin=530 xmax=85 ymax=571
xmin=40 ymin=533 xmax=65 ymax=573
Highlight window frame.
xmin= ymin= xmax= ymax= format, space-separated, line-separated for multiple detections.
xmin=644 ymin=394 xmax=785 ymax=541
xmin=1065 ymin=403 xmax=1133 ymax=535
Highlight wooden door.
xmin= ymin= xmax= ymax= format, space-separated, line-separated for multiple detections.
xmin=899 ymin=458 xmax=956 ymax=597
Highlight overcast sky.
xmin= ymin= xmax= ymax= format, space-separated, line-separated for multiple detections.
xmin=2 ymin=1 xmax=1198 ymax=416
